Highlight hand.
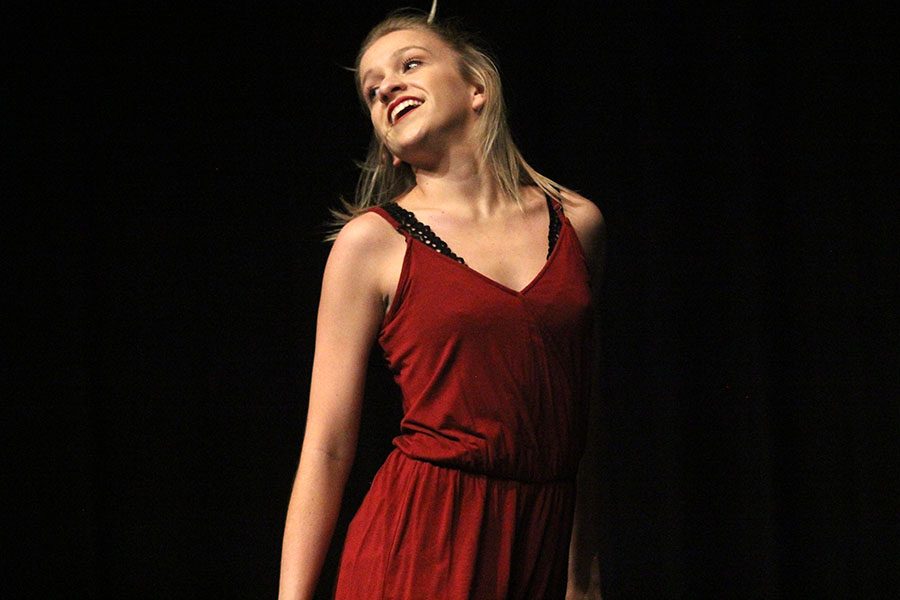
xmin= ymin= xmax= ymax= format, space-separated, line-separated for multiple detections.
xmin=566 ymin=553 xmax=602 ymax=600
xmin=565 ymin=584 xmax=602 ymax=600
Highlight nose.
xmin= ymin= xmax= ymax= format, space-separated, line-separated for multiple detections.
xmin=376 ymin=74 xmax=405 ymax=104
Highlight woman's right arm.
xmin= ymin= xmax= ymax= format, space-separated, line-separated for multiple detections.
xmin=278 ymin=215 xmax=391 ymax=600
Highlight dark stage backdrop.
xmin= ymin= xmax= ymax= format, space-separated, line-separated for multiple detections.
xmin=10 ymin=2 xmax=897 ymax=598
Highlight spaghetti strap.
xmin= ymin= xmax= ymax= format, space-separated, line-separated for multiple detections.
xmin=381 ymin=203 xmax=466 ymax=264
xmin=547 ymin=195 xmax=562 ymax=259
xmin=365 ymin=204 xmax=404 ymax=231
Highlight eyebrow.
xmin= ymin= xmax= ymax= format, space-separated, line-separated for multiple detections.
xmin=360 ymin=45 xmax=432 ymax=86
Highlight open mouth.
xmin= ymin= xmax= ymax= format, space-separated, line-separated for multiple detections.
xmin=389 ymin=98 xmax=424 ymax=125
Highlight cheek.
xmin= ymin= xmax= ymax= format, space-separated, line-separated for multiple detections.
xmin=369 ymin=110 xmax=386 ymax=134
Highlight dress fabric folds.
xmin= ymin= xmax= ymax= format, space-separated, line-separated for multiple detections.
xmin=334 ymin=198 xmax=594 ymax=600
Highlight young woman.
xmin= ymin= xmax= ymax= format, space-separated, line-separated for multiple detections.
xmin=280 ymin=9 xmax=605 ymax=600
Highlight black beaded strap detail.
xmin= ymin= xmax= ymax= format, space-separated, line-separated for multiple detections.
xmin=382 ymin=202 xmax=467 ymax=264
xmin=547 ymin=195 xmax=562 ymax=258
xmin=382 ymin=197 xmax=561 ymax=264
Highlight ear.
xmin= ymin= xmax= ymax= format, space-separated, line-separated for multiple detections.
xmin=471 ymin=82 xmax=486 ymax=112
xmin=392 ymin=154 xmax=403 ymax=167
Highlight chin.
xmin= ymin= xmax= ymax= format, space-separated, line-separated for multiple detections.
xmin=386 ymin=125 xmax=429 ymax=159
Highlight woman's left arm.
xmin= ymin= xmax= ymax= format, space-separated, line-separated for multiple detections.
xmin=563 ymin=191 xmax=606 ymax=600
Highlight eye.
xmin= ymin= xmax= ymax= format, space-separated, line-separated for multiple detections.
xmin=366 ymin=86 xmax=378 ymax=101
xmin=402 ymin=58 xmax=422 ymax=72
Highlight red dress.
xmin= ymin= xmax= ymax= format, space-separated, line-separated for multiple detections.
xmin=334 ymin=196 xmax=594 ymax=599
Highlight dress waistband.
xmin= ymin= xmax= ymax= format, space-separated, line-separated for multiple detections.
xmin=395 ymin=449 xmax=577 ymax=486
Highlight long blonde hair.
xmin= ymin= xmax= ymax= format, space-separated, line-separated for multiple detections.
xmin=324 ymin=11 xmax=570 ymax=242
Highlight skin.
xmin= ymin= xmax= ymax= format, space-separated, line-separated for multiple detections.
xmin=279 ymin=28 xmax=606 ymax=600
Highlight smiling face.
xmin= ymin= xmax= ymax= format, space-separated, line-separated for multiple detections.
xmin=358 ymin=28 xmax=485 ymax=166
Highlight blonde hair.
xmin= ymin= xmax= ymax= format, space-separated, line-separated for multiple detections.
xmin=324 ymin=10 xmax=571 ymax=241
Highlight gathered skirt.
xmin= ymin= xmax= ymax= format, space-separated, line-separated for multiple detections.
xmin=333 ymin=450 xmax=576 ymax=600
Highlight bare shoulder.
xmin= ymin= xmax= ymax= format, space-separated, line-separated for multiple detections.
xmin=332 ymin=210 xmax=397 ymax=249
xmin=328 ymin=210 xmax=403 ymax=268
xmin=558 ymin=189 xmax=606 ymax=271
xmin=325 ymin=209 xmax=406 ymax=306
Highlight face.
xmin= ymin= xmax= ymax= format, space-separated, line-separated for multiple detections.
xmin=358 ymin=28 xmax=485 ymax=165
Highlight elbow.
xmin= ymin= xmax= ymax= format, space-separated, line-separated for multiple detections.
xmin=302 ymin=439 xmax=359 ymax=473
xmin=310 ymin=444 xmax=356 ymax=466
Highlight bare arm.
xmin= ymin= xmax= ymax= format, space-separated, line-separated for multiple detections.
xmin=278 ymin=215 xmax=391 ymax=600
xmin=564 ymin=192 xmax=607 ymax=600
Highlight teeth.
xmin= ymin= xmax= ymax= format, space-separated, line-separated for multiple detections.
xmin=391 ymin=99 xmax=423 ymax=124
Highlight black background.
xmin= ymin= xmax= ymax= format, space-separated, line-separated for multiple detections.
xmin=8 ymin=2 xmax=897 ymax=598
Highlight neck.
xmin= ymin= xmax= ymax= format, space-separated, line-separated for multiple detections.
xmin=407 ymin=141 xmax=512 ymax=218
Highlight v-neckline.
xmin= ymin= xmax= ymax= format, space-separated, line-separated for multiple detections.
xmin=387 ymin=198 xmax=565 ymax=296
xmin=447 ymin=223 xmax=565 ymax=296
